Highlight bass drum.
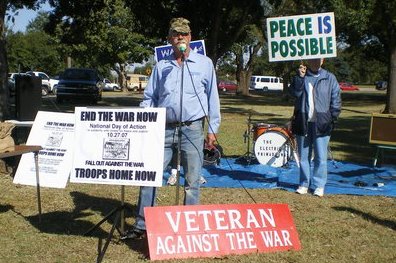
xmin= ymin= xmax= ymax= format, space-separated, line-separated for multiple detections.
xmin=254 ymin=127 xmax=294 ymax=167
xmin=251 ymin=123 xmax=276 ymax=141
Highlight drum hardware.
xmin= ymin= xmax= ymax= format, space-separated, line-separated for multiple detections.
xmin=237 ymin=114 xmax=300 ymax=167
xmin=236 ymin=113 xmax=257 ymax=164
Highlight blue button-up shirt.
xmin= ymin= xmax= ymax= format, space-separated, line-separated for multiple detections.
xmin=140 ymin=51 xmax=221 ymax=134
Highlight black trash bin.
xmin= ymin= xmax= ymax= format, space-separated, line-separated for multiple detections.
xmin=15 ymin=74 xmax=42 ymax=121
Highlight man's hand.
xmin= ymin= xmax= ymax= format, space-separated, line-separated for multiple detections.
xmin=205 ymin=133 xmax=216 ymax=148
xmin=298 ymin=64 xmax=307 ymax=77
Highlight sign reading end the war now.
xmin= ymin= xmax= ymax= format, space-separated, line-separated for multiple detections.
xmin=145 ymin=203 xmax=301 ymax=260
xmin=267 ymin=12 xmax=336 ymax=61
xmin=70 ymin=107 xmax=165 ymax=187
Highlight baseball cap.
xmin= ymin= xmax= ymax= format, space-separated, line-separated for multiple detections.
xmin=169 ymin=17 xmax=191 ymax=34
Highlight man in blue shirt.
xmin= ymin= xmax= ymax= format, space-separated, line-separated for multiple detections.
xmin=122 ymin=17 xmax=221 ymax=240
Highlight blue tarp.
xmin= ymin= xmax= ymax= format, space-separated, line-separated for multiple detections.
xmin=163 ymin=159 xmax=396 ymax=197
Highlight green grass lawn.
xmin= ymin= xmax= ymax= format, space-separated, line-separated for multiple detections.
xmin=0 ymin=88 xmax=394 ymax=262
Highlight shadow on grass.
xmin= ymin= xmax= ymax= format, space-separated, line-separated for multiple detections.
xmin=0 ymin=204 xmax=14 ymax=213
xmin=333 ymin=206 xmax=396 ymax=230
xmin=22 ymin=191 xmax=136 ymax=236
xmin=18 ymin=190 xmax=149 ymax=257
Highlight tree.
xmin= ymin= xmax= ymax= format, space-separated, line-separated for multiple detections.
xmin=46 ymin=0 xmax=155 ymax=89
xmin=125 ymin=0 xmax=264 ymax=64
xmin=330 ymin=0 xmax=396 ymax=113
xmin=231 ymin=24 xmax=265 ymax=95
xmin=1 ymin=0 xmax=46 ymax=121
xmin=6 ymin=12 xmax=64 ymax=75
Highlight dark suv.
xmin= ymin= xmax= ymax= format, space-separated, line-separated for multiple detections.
xmin=56 ymin=68 xmax=104 ymax=103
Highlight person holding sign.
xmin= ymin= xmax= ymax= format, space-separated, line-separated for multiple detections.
xmin=289 ymin=58 xmax=341 ymax=197
xmin=121 ymin=17 xmax=221 ymax=240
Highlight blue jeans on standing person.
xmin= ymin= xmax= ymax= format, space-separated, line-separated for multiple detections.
xmin=296 ymin=122 xmax=330 ymax=190
xmin=133 ymin=120 xmax=204 ymax=231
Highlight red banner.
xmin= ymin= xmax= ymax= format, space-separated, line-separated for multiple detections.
xmin=145 ymin=203 xmax=301 ymax=260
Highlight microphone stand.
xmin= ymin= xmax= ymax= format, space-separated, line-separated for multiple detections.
xmin=175 ymin=52 xmax=185 ymax=205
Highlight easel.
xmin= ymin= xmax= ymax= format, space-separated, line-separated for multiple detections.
xmin=84 ymin=185 xmax=127 ymax=263
xmin=0 ymin=145 xmax=42 ymax=222
xmin=373 ymin=145 xmax=396 ymax=167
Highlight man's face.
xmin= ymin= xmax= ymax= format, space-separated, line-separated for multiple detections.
xmin=168 ymin=31 xmax=191 ymax=51
xmin=307 ymin=58 xmax=323 ymax=71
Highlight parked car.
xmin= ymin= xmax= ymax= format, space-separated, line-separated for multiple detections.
xmin=103 ymin=78 xmax=121 ymax=91
xmin=8 ymin=72 xmax=32 ymax=96
xmin=56 ymin=68 xmax=104 ymax=104
xmin=339 ymin=82 xmax=359 ymax=91
xmin=26 ymin=71 xmax=54 ymax=95
xmin=375 ymin=80 xmax=388 ymax=91
xmin=218 ymin=80 xmax=238 ymax=93
xmin=49 ymin=75 xmax=60 ymax=93
xmin=7 ymin=77 xmax=16 ymax=97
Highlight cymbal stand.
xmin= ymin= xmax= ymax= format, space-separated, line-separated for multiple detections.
xmin=237 ymin=113 xmax=256 ymax=164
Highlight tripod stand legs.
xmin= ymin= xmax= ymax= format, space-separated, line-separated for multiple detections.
xmin=96 ymin=211 xmax=121 ymax=263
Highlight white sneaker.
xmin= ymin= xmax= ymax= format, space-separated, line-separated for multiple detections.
xmin=167 ymin=169 xmax=177 ymax=185
xmin=296 ymin=186 xmax=308 ymax=194
xmin=199 ymin=176 xmax=207 ymax=184
xmin=313 ymin=188 xmax=324 ymax=197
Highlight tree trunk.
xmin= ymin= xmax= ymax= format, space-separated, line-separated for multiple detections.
xmin=0 ymin=1 xmax=10 ymax=121
xmin=386 ymin=42 xmax=396 ymax=114
xmin=238 ymin=70 xmax=251 ymax=96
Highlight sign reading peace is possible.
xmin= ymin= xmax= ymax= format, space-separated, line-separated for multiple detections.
xmin=266 ymin=12 xmax=336 ymax=62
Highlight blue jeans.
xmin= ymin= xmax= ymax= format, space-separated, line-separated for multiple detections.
xmin=133 ymin=120 xmax=204 ymax=230
xmin=296 ymin=122 xmax=330 ymax=190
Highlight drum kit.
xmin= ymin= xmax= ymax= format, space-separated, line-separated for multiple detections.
xmin=238 ymin=113 xmax=299 ymax=168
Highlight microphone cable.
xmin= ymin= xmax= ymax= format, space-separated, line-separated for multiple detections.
xmin=184 ymin=59 xmax=258 ymax=204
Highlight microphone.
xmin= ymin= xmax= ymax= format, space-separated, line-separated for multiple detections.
xmin=179 ymin=43 xmax=187 ymax=53
xmin=179 ymin=43 xmax=187 ymax=61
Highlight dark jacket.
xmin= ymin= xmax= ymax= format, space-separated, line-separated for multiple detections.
xmin=289 ymin=68 xmax=341 ymax=136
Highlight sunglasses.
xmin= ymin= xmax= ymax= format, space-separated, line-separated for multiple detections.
xmin=171 ymin=31 xmax=190 ymax=37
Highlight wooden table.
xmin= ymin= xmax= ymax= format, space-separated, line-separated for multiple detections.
xmin=0 ymin=145 xmax=43 ymax=222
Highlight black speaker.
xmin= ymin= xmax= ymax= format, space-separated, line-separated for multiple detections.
xmin=15 ymin=75 xmax=42 ymax=121
xmin=369 ymin=113 xmax=396 ymax=146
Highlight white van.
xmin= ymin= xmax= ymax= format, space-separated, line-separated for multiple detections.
xmin=250 ymin=75 xmax=284 ymax=91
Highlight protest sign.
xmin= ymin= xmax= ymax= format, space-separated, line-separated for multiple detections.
xmin=154 ymin=40 xmax=206 ymax=62
xmin=13 ymin=111 xmax=75 ymax=188
xmin=145 ymin=203 xmax=301 ymax=260
xmin=267 ymin=12 xmax=336 ymax=61
xmin=70 ymin=107 xmax=165 ymax=187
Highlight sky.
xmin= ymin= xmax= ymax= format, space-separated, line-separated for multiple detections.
xmin=7 ymin=4 xmax=52 ymax=33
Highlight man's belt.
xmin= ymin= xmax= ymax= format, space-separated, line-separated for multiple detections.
xmin=166 ymin=117 xmax=204 ymax=129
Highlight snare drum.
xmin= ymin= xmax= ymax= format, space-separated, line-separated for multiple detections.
xmin=254 ymin=127 xmax=295 ymax=167
xmin=252 ymin=123 xmax=276 ymax=141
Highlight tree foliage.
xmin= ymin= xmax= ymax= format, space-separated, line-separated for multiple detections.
xmin=1 ymin=0 xmax=47 ymax=120
xmin=46 ymin=0 xmax=154 ymax=73
xmin=330 ymin=0 xmax=396 ymax=113
xmin=7 ymin=12 xmax=63 ymax=75
xmin=125 ymin=0 xmax=264 ymax=64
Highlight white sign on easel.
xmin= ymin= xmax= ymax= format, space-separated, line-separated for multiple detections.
xmin=69 ymin=107 xmax=165 ymax=187
xmin=13 ymin=111 xmax=75 ymax=188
